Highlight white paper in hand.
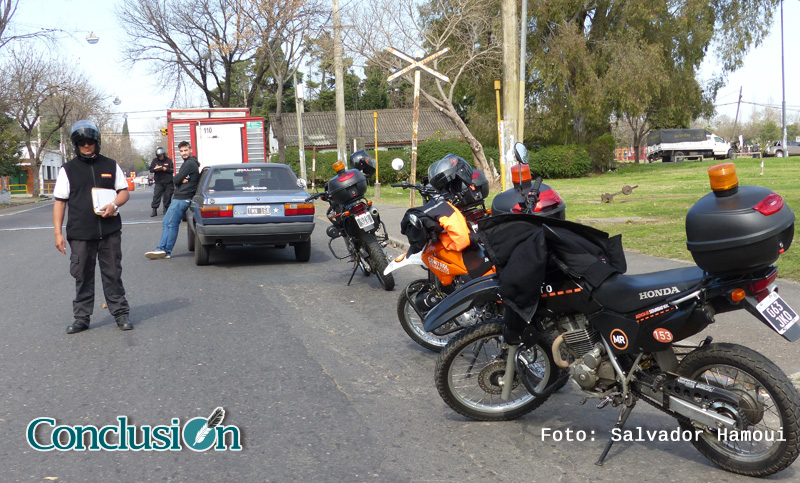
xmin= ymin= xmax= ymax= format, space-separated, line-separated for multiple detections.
xmin=91 ymin=188 xmax=117 ymax=215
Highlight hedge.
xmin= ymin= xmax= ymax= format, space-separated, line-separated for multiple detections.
xmin=528 ymin=145 xmax=592 ymax=179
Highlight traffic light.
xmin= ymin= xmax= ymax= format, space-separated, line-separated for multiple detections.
xmin=160 ymin=128 xmax=168 ymax=136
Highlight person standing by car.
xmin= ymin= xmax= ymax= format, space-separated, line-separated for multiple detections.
xmin=149 ymin=146 xmax=174 ymax=217
xmin=145 ymin=141 xmax=200 ymax=259
xmin=53 ymin=120 xmax=133 ymax=334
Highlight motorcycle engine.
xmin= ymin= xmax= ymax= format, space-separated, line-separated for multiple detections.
xmin=557 ymin=314 xmax=617 ymax=392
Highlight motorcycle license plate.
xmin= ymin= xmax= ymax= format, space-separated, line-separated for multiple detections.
xmin=247 ymin=206 xmax=270 ymax=216
xmin=355 ymin=212 xmax=374 ymax=230
xmin=756 ymin=291 xmax=799 ymax=335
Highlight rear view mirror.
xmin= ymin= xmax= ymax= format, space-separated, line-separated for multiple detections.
xmin=514 ymin=142 xmax=528 ymax=164
xmin=391 ymin=158 xmax=405 ymax=171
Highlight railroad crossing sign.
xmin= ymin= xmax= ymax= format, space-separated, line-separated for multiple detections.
xmin=387 ymin=47 xmax=450 ymax=207
xmin=387 ymin=48 xmax=450 ymax=83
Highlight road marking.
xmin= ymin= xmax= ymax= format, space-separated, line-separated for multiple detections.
xmin=0 ymin=220 xmax=162 ymax=232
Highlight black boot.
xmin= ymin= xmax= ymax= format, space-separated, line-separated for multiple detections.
xmin=115 ymin=314 xmax=133 ymax=331
xmin=151 ymin=208 xmax=158 ymax=217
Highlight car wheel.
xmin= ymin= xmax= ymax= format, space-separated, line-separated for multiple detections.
xmin=187 ymin=223 xmax=196 ymax=252
xmin=673 ymin=151 xmax=685 ymax=162
xmin=727 ymin=148 xmax=735 ymax=159
xmin=194 ymin=233 xmax=211 ymax=266
xmin=294 ymin=240 xmax=311 ymax=262
xmin=777 ymin=150 xmax=785 ymax=158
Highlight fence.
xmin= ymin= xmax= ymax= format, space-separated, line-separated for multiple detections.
xmin=5 ymin=182 xmax=55 ymax=195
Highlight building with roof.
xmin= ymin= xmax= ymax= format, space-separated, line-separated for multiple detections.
xmin=268 ymin=108 xmax=461 ymax=154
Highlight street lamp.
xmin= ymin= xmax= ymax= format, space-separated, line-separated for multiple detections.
xmin=86 ymin=32 xmax=99 ymax=44
xmin=113 ymin=96 xmax=122 ymax=106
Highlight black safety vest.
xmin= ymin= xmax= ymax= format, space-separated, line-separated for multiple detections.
xmin=61 ymin=155 xmax=123 ymax=240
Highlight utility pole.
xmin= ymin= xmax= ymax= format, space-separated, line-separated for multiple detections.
xmin=732 ymin=86 xmax=742 ymax=147
xmin=781 ymin=0 xmax=787 ymax=154
xmin=518 ymin=0 xmax=527 ymax=140
xmin=293 ymin=73 xmax=307 ymax=180
xmin=501 ymin=0 xmax=519 ymax=188
xmin=333 ymin=0 xmax=347 ymax=163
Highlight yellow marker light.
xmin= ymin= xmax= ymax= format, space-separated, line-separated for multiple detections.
xmin=708 ymin=163 xmax=738 ymax=192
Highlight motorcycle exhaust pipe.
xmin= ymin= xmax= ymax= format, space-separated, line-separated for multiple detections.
xmin=370 ymin=207 xmax=379 ymax=217
xmin=552 ymin=334 xmax=570 ymax=369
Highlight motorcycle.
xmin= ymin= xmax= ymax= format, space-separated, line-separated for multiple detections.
xmin=385 ymin=156 xmax=497 ymax=351
xmin=385 ymin=152 xmax=567 ymax=352
xmin=428 ymin=149 xmax=800 ymax=476
xmin=305 ymin=150 xmax=394 ymax=291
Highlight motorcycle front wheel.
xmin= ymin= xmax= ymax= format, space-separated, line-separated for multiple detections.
xmin=434 ymin=320 xmax=558 ymax=421
xmin=676 ymin=342 xmax=800 ymax=477
xmin=362 ymin=232 xmax=394 ymax=291
xmin=397 ymin=280 xmax=453 ymax=352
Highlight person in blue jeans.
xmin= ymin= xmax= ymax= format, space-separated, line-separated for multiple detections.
xmin=145 ymin=141 xmax=200 ymax=259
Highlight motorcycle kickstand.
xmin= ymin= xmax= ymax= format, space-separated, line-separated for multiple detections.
xmin=346 ymin=257 xmax=360 ymax=286
xmin=595 ymin=399 xmax=636 ymax=466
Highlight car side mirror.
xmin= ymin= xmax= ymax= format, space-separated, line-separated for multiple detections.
xmin=297 ymin=178 xmax=307 ymax=189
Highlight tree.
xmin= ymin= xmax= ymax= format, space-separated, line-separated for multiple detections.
xmin=0 ymin=0 xmax=58 ymax=51
xmin=118 ymin=0 xmax=275 ymax=108
xmin=526 ymin=1 xmax=780 ymax=150
xmin=349 ymin=0 xmax=503 ymax=185
xmin=0 ymin=114 xmax=21 ymax=191
xmin=0 ymin=48 xmax=95 ymax=196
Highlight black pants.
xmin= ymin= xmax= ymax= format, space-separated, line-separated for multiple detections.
xmin=68 ymin=230 xmax=130 ymax=323
xmin=151 ymin=182 xmax=174 ymax=210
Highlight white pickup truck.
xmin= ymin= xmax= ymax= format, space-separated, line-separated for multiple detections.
xmin=646 ymin=129 xmax=733 ymax=163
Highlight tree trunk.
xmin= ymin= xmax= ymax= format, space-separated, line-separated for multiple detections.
xmin=434 ymin=99 xmax=500 ymax=190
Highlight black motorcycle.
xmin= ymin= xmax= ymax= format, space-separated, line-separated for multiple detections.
xmin=427 ymin=152 xmax=800 ymax=476
xmin=306 ymin=150 xmax=394 ymax=291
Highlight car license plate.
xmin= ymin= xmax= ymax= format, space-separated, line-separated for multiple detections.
xmin=756 ymin=291 xmax=799 ymax=335
xmin=355 ymin=212 xmax=374 ymax=230
xmin=247 ymin=206 xmax=270 ymax=216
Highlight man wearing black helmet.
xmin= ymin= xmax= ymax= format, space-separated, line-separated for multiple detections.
xmin=52 ymin=120 xmax=133 ymax=334
xmin=149 ymin=146 xmax=174 ymax=217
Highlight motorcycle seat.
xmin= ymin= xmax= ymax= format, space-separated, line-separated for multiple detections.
xmin=591 ymin=266 xmax=705 ymax=314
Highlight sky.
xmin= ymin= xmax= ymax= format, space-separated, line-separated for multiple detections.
xmin=8 ymin=0 xmax=800 ymax=149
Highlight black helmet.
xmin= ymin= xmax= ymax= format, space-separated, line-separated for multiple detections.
xmin=70 ymin=120 xmax=101 ymax=158
xmin=155 ymin=146 xmax=166 ymax=156
xmin=428 ymin=155 xmax=473 ymax=202
xmin=349 ymin=149 xmax=376 ymax=176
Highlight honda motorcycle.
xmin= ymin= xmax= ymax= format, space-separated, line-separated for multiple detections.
xmin=306 ymin=150 xmax=394 ymax=291
xmin=386 ymin=153 xmax=567 ymax=352
xmin=428 ymin=149 xmax=800 ymax=476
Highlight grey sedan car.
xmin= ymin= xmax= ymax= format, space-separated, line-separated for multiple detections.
xmin=186 ymin=163 xmax=315 ymax=265
xmin=766 ymin=140 xmax=800 ymax=158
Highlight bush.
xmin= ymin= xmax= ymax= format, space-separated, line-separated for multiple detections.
xmin=528 ymin=145 xmax=592 ymax=179
xmin=587 ymin=133 xmax=616 ymax=172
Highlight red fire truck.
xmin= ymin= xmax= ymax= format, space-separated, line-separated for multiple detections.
xmin=164 ymin=108 xmax=267 ymax=170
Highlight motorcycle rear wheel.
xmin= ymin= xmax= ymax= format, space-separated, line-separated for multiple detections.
xmin=434 ymin=320 xmax=557 ymax=421
xmin=362 ymin=232 xmax=394 ymax=291
xmin=676 ymin=342 xmax=800 ymax=477
xmin=397 ymin=280 xmax=453 ymax=352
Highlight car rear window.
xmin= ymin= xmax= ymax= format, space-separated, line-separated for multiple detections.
xmin=207 ymin=166 xmax=297 ymax=192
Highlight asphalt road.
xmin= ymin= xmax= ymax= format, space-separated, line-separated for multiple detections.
xmin=1 ymin=188 xmax=799 ymax=482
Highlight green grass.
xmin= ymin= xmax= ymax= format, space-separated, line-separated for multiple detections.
xmin=369 ymin=157 xmax=800 ymax=281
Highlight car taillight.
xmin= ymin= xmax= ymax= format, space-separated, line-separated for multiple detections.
xmin=535 ymin=188 xmax=563 ymax=211
xmin=753 ymin=193 xmax=784 ymax=216
xmin=285 ymin=203 xmax=315 ymax=216
xmin=200 ymin=205 xmax=233 ymax=218
xmin=748 ymin=267 xmax=778 ymax=295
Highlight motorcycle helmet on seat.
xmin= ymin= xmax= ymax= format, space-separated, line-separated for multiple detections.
xmin=349 ymin=149 xmax=376 ymax=176
xmin=70 ymin=120 xmax=102 ymax=158
xmin=428 ymin=154 xmax=474 ymax=205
